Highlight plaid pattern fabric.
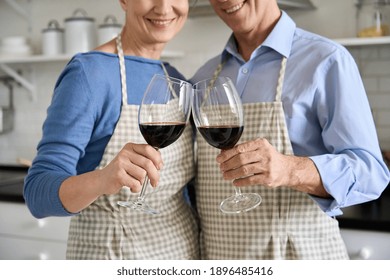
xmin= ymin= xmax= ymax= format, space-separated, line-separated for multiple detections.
xmin=196 ymin=58 xmax=349 ymax=260
xmin=66 ymin=36 xmax=199 ymax=260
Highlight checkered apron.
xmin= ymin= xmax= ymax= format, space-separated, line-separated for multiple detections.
xmin=196 ymin=57 xmax=349 ymax=259
xmin=66 ymin=36 xmax=199 ymax=259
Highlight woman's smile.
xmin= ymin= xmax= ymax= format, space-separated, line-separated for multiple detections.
xmin=148 ymin=18 xmax=174 ymax=27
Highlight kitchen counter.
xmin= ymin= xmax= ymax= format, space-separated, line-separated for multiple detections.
xmin=0 ymin=165 xmax=28 ymax=203
xmin=0 ymin=166 xmax=71 ymax=260
xmin=1 ymin=165 xmax=389 ymax=232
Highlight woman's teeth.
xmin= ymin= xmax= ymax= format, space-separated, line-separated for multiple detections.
xmin=225 ymin=2 xmax=244 ymax=14
xmin=150 ymin=19 xmax=172 ymax=26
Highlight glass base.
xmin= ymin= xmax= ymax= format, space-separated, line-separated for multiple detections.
xmin=117 ymin=200 xmax=159 ymax=215
xmin=220 ymin=193 xmax=262 ymax=214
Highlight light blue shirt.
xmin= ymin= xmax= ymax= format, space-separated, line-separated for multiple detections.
xmin=191 ymin=11 xmax=390 ymax=216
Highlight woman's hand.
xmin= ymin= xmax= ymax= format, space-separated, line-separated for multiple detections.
xmin=97 ymin=142 xmax=163 ymax=195
xmin=59 ymin=142 xmax=163 ymax=213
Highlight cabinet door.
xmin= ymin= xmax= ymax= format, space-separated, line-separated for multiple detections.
xmin=0 ymin=236 xmax=67 ymax=260
xmin=341 ymin=229 xmax=390 ymax=260
xmin=0 ymin=201 xmax=70 ymax=260
xmin=0 ymin=202 xmax=70 ymax=241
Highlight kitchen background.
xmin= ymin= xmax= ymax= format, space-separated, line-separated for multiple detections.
xmin=0 ymin=0 xmax=389 ymax=163
xmin=0 ymin=0 xmax=389 ymax=259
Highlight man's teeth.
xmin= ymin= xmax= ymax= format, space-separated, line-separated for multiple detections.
xmin=226 ymin=3 xmax=244 ymax=14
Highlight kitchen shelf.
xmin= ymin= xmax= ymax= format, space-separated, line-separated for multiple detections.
xmin=1 ymin=0 xmax=186 ymax=99
xmin=334 ymin=36 xmax=390 ymax=47
xmin=0 ymin=50 xmax=185 ymax=64
xmin=0 ymin=54 xmax=71 ymax=64
xmin=0 ymin=50 xmax=184 ymax=101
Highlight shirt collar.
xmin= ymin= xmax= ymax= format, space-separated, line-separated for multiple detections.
xmin=222 ymin=11 xmax=296 ymax=62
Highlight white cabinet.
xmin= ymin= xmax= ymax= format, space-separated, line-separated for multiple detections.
xmin=340 ymin=228 xmax=390 ymax=260
xmin=334 ymin=36 xmax=390 ymax=46
xmin=0 ymin=201 xmax=70 ymax=260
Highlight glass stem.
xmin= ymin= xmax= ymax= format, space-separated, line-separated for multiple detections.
xmin=234 ymin=186 xmax=242 ymax=197
xmin=136 ymin=148 xmax=157 ymax=203
xmin=137 ymin=175 xmax=149 ymax=202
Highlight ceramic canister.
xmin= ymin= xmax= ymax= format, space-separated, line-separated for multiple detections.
xmin=98 ymin=15 xmax=122 ymax=45
xmin=42 ymin=20 xmax=64 ymax=55
xmin=64 ymin=8 xmax=97 ymax=54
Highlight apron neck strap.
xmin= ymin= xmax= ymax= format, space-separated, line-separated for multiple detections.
xmin=212 ymin=55 xmax=288 ymax=102
xmin=275 ymin=57 xmax=287 ymax=102
xmin=116 ymin=34 xmax=170 ymax=106
xmin=116 ymin=34 xmax=128 ymax=106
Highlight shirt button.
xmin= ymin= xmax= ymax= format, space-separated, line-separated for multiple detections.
xmin=242 ymin=68 xmax=248 ymax=74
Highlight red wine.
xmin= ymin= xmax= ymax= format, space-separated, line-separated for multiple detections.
xmin=139 ymin=122 xmax=186 ymax=149
xmin=198 ymin=125 xmax=244 ymax=149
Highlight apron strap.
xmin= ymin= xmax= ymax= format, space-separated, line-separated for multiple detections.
xmin=211 ymin=56 xmax=287 ymax=102
xmin=275 ymin=57 xmax=287 ymax=102
xmin=116 ymin=34 xmax=128 ymax=106
xmin=116 ymin=34 xmax=173 ymax=105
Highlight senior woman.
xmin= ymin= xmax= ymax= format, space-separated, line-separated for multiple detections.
xmin=24 ymin=0 xmax=198 ymax=260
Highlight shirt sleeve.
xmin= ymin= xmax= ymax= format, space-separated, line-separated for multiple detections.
xmin=24 ymin=58 xmax=97 ymax=218
xmin=309 ymin=49 xmax=390 ymax=216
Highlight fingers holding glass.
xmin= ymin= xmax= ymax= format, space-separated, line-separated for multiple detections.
xmin=117 ymin=74 xmax=193 ymax=214
xmin=192 ymin=76 xmax=261 ymax=214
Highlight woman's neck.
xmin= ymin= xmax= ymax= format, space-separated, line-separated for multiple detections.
xmin=119 ymin=29 xmax=165 ymax=60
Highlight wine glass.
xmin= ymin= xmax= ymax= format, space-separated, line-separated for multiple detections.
xmin=117 ymin=74 xmax=193 ymax=214
xmin=192 ymin=76 xmax=262 ymax=214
